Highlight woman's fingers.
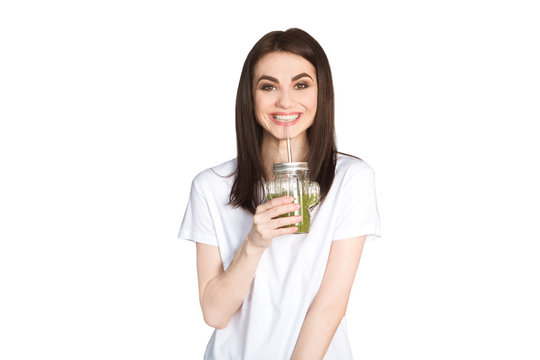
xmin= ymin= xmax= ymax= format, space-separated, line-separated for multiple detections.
xmin=265 ymin=202 xmax=300 ymax=220
xmin=258 ymin=197 xmax=302 ymax=230
xmin=249 ymin=196 xmax=302 ymax=247
xmin=253 ymin=211 xmax=301 ymax=233
xmin=256 ymin=196 xmax=294 ymax=214
xmin=271 ymin=215 xmax=303 ymax=229
xmin=274 ymin=225 xmax=299 ymax=237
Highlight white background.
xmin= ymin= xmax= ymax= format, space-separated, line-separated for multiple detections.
xmin=1 ymin=0 xmax=539 ymax=359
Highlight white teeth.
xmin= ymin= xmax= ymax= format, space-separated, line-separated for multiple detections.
xmin=273 ymin=114 xmax=299 ymax=122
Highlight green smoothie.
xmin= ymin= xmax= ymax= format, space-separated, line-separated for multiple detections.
xmin=267 ymin=193 xmax=317 ymax=233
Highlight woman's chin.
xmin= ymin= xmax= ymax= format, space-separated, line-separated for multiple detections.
xmin=269 ymin=128 xmax=295 ymax=141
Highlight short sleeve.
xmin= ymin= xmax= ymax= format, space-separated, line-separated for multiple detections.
xmin=178 ymin=179 xmax=218 ymax=247
xmin=332 ymin=167 xmax=382 ymax=242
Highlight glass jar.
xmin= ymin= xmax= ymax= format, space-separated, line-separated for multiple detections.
xmin=265 ymin=162 xmax=320 ymax=233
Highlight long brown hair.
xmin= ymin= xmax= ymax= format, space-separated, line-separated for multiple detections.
xmin=230 ymin=28 xmax=337 ymax=214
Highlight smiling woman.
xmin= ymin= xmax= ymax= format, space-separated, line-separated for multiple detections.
xmin=178 ymin=28 xmax=381 ymax=360
xmin=232 ymin=29 xmax=337 ymax=213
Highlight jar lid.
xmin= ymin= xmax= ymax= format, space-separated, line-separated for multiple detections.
xmin=273 ymin=162 xmax=308 ymax=173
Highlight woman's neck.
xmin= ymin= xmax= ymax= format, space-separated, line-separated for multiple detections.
xmin=260 ymin=131 xmax=310 ymax=180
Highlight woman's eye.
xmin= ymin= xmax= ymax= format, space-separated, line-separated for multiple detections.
xmin=295 ymin=82 xmax=308 ymax=90
xmin=261 ymin=84 xmax=276 ymax=91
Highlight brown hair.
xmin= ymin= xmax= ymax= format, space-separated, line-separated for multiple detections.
xmin=230 ymin=28 xmax=337 ymax=214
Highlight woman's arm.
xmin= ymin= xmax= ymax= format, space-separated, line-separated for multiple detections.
xmin=291 ymin=235 xmax=366 ymax=360
xmin=196 ymin=239 xmax=264 ymax=329
xmin=196 ymin=196 xmax=302 ymax=329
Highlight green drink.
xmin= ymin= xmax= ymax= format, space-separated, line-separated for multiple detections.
xmin=265 ymin=162 xmax=320 ymax=234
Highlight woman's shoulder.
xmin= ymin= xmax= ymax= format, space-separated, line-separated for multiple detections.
xmin=335 ymin=152 xmax=375 ymax=178
xmin=191 ymin=158 xmax=237 ymax=190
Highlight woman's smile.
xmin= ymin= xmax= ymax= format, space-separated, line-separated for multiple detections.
xmin=270 ymin=112 xmax=303 ymax=126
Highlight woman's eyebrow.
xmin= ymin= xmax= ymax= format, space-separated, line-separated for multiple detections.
xmin=257 ymin=75 xmax=278 ymax=83
xmin=291 ymin=73 xmax=313 ymax=81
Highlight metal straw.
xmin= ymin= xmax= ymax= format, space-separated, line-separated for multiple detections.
xmin=286 ymin=125 xmax=292 ymax=162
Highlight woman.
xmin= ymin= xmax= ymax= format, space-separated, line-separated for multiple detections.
xmin=179 ymin=28 xmax=381 ymax=359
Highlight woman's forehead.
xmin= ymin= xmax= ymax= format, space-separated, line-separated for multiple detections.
xmin=253 ymin=52 xmax=316 ymax=80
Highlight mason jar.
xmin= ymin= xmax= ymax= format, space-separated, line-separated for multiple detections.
xmin=264 ymin=162 xmax=320 ymax=233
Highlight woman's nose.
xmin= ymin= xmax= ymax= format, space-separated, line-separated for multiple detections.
xmin=276 ymin=89 xmax=295 ymax=109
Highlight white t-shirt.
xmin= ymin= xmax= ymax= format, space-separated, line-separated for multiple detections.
xmin=178 ymin=154 xmax=381 ymax=360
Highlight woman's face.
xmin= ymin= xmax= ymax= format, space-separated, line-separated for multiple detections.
xmin=252 ymin=51 xmax=318 ymax=141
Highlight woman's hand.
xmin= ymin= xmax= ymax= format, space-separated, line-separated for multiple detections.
xmin=247 ymin=196 xmax=302 ymax=249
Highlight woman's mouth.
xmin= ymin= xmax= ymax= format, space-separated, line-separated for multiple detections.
xmin=270 ymin=113 xmax=302 ymax=126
